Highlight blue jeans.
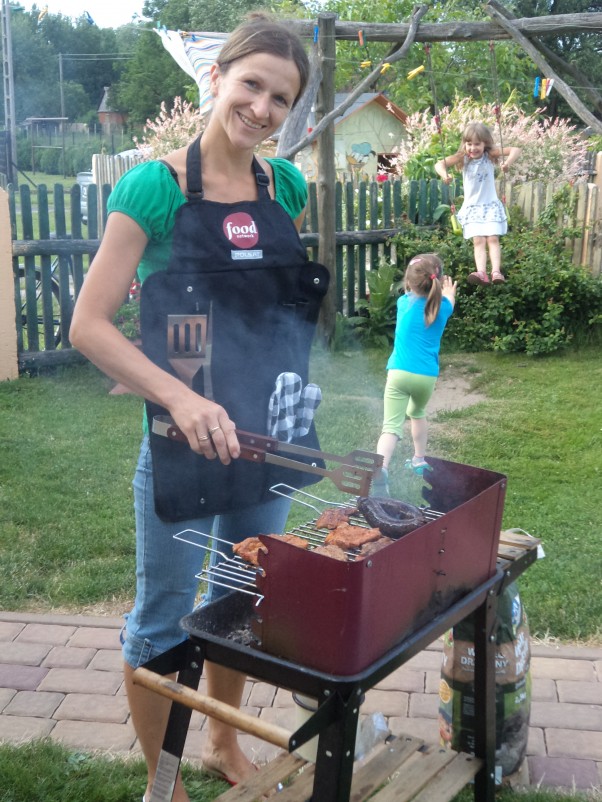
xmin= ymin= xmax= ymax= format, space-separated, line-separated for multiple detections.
xmin=122 ymin=437 xmax=292 ymax=668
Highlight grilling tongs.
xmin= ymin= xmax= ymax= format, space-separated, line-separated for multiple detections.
xmin=152 ymin=415 xmax=382 ymax=496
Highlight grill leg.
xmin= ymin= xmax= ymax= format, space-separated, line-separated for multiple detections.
xmin=473 ymin=588 xmax=497 ymax=802
xmin=147 ymin=642 xmax=203 ymax=802
xmin=311 ymin=689 xmax=360 ymax=802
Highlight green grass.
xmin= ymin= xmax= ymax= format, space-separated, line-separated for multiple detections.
xmin=0 ymin=740 xmax=596 ymax=802
xmin=0 ymin=740 xmax=228 ymax=802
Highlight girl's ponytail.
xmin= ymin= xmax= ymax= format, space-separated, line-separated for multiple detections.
xmin=404 ymin=253 xmax=444 ymax=325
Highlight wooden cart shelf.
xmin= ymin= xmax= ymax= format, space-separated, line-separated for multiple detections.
xmin=214 ymin=738 xmax=483 ymax=802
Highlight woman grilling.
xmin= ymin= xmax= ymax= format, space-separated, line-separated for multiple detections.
xmin=70 ymin=14 xmax=323 ymax=800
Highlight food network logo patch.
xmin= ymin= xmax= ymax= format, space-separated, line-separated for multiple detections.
xmin=223 ymin=212 xmax=259 ymax=248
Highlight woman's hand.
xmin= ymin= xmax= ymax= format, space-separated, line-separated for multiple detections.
xmin=169 ymin=393 xmax=240 ymax=463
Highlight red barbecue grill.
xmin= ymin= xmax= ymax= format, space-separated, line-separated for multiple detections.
xmin=133 ymin=455 xmax=539 ymax=802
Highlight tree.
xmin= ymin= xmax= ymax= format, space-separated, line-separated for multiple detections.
xmin=111 ymin=0 xmax=266 ymax=126
xmin=5 ymin=8 xmax=132 ymax=124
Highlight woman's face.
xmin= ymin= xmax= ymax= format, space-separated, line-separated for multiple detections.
xmin=210 ymin=52 xmax=301 ymax=149
xmin=463 ymin=136 xmax=485 ymax=159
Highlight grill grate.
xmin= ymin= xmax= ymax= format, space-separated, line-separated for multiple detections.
xmin=175 ymin=485 xmax=443 ymax=599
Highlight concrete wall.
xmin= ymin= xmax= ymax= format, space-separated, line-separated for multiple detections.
xmin=0 ymin=188 xmax=18 ymax=381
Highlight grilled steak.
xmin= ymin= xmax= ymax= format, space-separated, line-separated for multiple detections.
xmin=312 ymin=544 xmax=348 ymax=561
xmin=357 ymin=536 xmax=393 ymax=557
xmin=324 ymin=523 xmax=382 ymax=549
xmin=232 ymin=537 xmax=266 ymax=566
xmin=315 ymin=506 xmax=358 ymax=530
xmin=274 ymin=533 xmax=310 ymax=549
xmin=232 ymin=533 xmax=309 ymax=565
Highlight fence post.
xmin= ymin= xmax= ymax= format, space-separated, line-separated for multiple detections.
xmin=0 ymin=188 xmax=18 ymax=380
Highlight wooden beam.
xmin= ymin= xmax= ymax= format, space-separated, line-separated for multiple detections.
xmin=288 ymin=14 xmax=602 ymax=44
xmin=484 ymin=1 xmax=602 ymax=134
xmin=277 ymin=48 xmax=322 ymax=159
xmin=279 ymin=4 xmax=429 ymax=161
xmin=316 ymin=12 xmax=337 ymax=345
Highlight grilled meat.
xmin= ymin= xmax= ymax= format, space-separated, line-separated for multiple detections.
xmin=232 ymin=533 xmax=309 ymax=565
xmin=312 ymin=544 xmax=348 ymax=561
xmin=274 ymin=533 xmax=310 ymax=550
xmin=357 ymin=536 xmax=393 ymax=558
xmin=232 ymin=537 xmax=266 ymax=566
xmin=324 ymin=523 xmax=382 ymax=549
xmin=315 ymin=506 xmax=358 ymax=530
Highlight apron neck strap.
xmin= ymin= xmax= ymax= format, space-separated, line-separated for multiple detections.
xmin=186 ymin=135 xmax=271 ymax=199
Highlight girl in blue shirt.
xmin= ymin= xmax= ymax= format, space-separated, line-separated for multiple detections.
xmin=373 ymin=253 xmax=457 ymax=494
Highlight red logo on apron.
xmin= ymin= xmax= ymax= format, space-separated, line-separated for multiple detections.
xmin=223 ymin=212 xmax=259 ymax=249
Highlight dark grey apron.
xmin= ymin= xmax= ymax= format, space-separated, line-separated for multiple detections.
xmin=140 ymin=136 xmax=329 ymax=521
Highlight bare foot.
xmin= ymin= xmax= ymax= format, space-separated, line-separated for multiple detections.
xmin=201 ymin=742 xmax=256 ymax=784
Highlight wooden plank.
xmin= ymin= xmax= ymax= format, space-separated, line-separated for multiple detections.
xmin=346 ymin=180 xmax=356 ymax=316
xmin=410 ymin=752 xmax=483 ymax=802
xmin=497 ymin=544 xmax=529 ymax=562
xmin=370 ymin=745 xmax=457 ymax=802
xmin=215 ymin=752 xmax=307 ymax=801
xmin=358 ymin=181 xmax=367 ymax=299
xmin=267 ymin=762 xmax=315 ymax=801
xmin=350 ymin=733 xmax=424 ymax=802
xmin=498 ymin=530 xmax=540 ymax=549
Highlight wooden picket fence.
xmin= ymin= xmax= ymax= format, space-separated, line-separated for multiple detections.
xmin=6 ymin=158 xmax=602 ymax=370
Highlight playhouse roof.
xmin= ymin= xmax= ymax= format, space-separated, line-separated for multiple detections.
xmin=331 ymin=93 xmax=408 ymax=126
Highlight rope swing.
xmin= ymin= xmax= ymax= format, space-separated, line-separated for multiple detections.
xmin=424 ymin=44 xmax=462 ymax=235
xmin=489 ymin=40 xmax=509 ymax=219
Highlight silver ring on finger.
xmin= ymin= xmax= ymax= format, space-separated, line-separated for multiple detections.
xmin=208 ymin=425 xmax=221 ymax=435
xmin=197 ymin=433 xmax=211 ymax=442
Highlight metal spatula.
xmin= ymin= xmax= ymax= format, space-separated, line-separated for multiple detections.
xmin=167 ymin=308 xmax=213 ymax=398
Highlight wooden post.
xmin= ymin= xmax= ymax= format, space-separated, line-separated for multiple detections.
xmin=315 ymin=12 xmax=337 ymax=345
xmin=0 ymin=188 xmax=18 ymax=380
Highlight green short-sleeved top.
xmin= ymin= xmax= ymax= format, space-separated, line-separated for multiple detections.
xmin=107 ymin=157 xmax=308 ymax=283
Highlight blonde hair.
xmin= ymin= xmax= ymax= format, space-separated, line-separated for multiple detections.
xmin=217 ymin=13 xmax=309 ymax=106
xmin=459 ymin=121 xmax=499 ymax=163
xmin=404 ymin=253 xmax=444 ymax=326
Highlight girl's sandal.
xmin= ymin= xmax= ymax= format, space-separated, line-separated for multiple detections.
xmin=491 ymin=271 xmax=506 ymax=284
xmin=467 ymin=271 xmax=490 ymax=286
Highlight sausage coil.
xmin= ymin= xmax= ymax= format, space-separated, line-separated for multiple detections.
xmin=358 ymin=496 xmax=427 ymax=538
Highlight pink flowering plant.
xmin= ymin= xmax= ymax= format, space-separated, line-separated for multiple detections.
xmin=133 ymin=97 xmax=206 ymax=159
xmin=394 ymin=95 xmax=589 ymax=184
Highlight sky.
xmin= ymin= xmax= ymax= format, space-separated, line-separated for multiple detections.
xmin=24 ymin=0 xmax=147 ymax=30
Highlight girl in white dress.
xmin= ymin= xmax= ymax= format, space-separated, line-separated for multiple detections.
xmin=435 ymin=122 xmax=520 ymax=286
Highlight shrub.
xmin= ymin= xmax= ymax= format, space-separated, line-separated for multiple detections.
xmin=347 ymin=262 xmax=401 ymax=348
xmin=380 ymin=207 xmax=602 ymax=356
xmin=134 ymin=97 xmax=206 ymax=159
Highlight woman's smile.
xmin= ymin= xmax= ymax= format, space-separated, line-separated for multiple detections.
xmin=211 ymin=52 xmax=301 ymax=146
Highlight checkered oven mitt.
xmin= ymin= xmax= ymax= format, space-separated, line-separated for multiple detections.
xmin=292 ymin=383 xmax=322 ymax=438
xmin=267 ymin=372 xmax=322 ymax=442
xmin=267 ymin=372 xmax=302 ymax=442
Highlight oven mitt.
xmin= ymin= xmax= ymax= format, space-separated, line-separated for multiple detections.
xmin=267 ymin=372 xmax=302 ymax=442
xmin=292 ymin=383 xmax=322 ymax=438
